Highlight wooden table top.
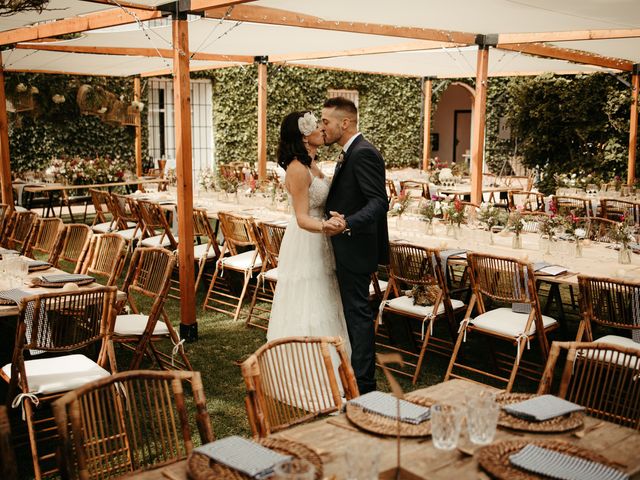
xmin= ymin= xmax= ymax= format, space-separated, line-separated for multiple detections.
xmin=22 ymin=177 xmax=167 ymax=193
xmin=130 ymin=379 xmax=640 ymax=479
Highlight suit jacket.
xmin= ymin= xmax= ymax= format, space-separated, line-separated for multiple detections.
xmin=325 ymin=135 xmax=389 ymax=274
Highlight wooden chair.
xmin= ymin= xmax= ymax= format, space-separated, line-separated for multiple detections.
xmin=0 ymin=406 xmax=18 ymax=480
xmin=57 ymin=187 xmax=91 ymax=224
xmin=576 ymin=275 xmax=640 ymax=349
xmin=601 ymin=198 xmax=640 ymax=225
xmin=113 ymin=247 xmax=191 ymax=371
xmin=246 ymin=221 xmax=287 ymax=330
xmin=241 ymin=336 xmax=358 ymax=438
xmin=107 ymin=194 xmax=141 ymax=248
xmin=23 ymin=217 xmax=63 ymax=259
xmin=553 ymin=195 xmax=592 ymax=217
xmin=385 ymin=179 xmax=398 ymax=203
xmin=375 ymin=242 xmax=466 ymax=384
xmin=445 ymin=252 xmax=559 ymax=391
xmin=399 ymin=180 xmax=430 ymax=200
xmin=80 ymin=233 xmax=126 ymax=286
xmin=508 ymin=191 xmax=545 ymax=212
xmin=505 ymin=175 xmax=533 ymax=192
xmin=204 ymin=212 xmax=263 ymax=321
xmin=89 ymin=188 xmax=114 ymax=234
xmin=0 ymin=286 xmax=117 ymax=479
xmin=0 ymin=203 xmax=11 ymax=241
xmin=137 ymin=199 xmax=178 ymax=249
xmin=582 ymin=217 xmax=618 ymax=242
xmin=50 ymin=223 xmax=92 ymax=271
xmin=521 ymin=211 xmax=551 ymax=234
xmin=2 ymin=210 xmax=37 ymax=251
xmin=538 ymin=341 xmax=639 ymax=430
xmin=53 ymin=370 xmax=214 ymax=479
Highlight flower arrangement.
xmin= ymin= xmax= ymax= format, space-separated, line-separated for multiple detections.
xmin=390 ymin=189 xmax=411 ymax=217
xmin=15 ymin=83 xmax=27 ymax=93
xmin=243 ymin=175 xmax=257 ymax=197
xmin=217 ymin=169 xmax=240 ymax=194
xmin=539 ymin=214 xmax=562 ymax=240
xmin=477 ymin=202 xmax=506 ymax=230
xmin=446 ymin=198 xmax=466 ymax=226
xmin=419 ymin=199 xmax=439 ymax=224
xmin=508 ymin=206 xmax=525 ymax=236
xmin=563 ymin=213 xmax=587 ymax=240
xmin=198 ymin=167 xmax=217 ymax=191
xmin=45 ymin=156 xmax=132 ymax=185
xmin=609 ymin=217 xmax=636 ymax=249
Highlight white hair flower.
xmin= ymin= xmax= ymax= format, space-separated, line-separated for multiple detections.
xmin=298 ymin=112 xmax=317 ymax=136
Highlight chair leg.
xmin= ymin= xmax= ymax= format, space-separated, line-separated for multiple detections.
xmin=24 ymin=398 xmax=43 ymax=480
xmin=444 ymin=322 xmax=467 ymax=382
xmin=506 ymin=339 xmax=526 ymax=392
xmin=233 ymin=273 xmax=252 ymax=321
xmin=412 ymin=318 xmax=434 ymax=384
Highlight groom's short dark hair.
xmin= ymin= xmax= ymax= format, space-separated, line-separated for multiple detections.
xmin=324 ymin=96 xmax=357 ymax=117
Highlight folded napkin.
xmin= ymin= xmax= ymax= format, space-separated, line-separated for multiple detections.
xmin=509 ymin=444 xmax=629 ymax=480
xmin=533 ymin=262 xmax=567 ymax=276
xmin=27 ymin=260 xmax=51 ymax=271
xmin=502 ymin=394 xmax=584 ymax=422
xmin=194 ymin=436 xmax=291 ymax=479
xmin=40 ymin=274 xmax=94 ymax=284
xmin=349 ymin=391 xmax=431 ymax=425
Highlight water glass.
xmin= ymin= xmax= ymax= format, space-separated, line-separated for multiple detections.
xmin=465 ymin=391 xmax=500 ymax=445
xmin=273 ymin=458 xmax=315 ymax=480
xmin=431 ymin=403 xmax=463 ymax=450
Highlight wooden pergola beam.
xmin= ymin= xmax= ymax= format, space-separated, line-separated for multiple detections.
xmin=499 ymin=29 xmax=640 ymax=45
xmin=470 ymin=46 xmax=489 ymax=206
xmin=0 ymin=8 xmax=164 ymax=46
xmin=257 ymin=59 xmax=267 ymax=181
xmin=74 ymin=0 xmax=254 ymax=11
xmin=499 ymin=43 xmax=633 ymax=71
xmin=204 ymin=5 xmax=477 ymax=45
xmin=0 ymin=56 xmax=12 ymax=208
xmin=629 ymin=71 xmax=639 ymax=186
xmin=422 ymin=78 xmax=432 ymax=171
xmin=134 ymin=77 xmax=143 ymax=190
xmin=139 ymin=62 xmax=239 ymax=77
xmin=14 ymin=43 xmax=253 ymax=63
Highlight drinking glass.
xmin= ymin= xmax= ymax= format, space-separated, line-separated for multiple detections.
xmin=465 ymin=391 xmax=500 ymax=445
xmin=431 ymin=403 xmax=463 ymax=450
xmin=273 ymin=458 xmax=315 ymax=480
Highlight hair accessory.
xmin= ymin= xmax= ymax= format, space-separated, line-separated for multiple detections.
xmin=298 ymin=112 xmax=317 ymax=136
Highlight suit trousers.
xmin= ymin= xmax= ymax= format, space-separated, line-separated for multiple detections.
xmin=336 ymin=265 xmax=376 ymax=394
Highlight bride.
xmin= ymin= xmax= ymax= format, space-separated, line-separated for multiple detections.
xmin=267 ymin=111 xmax=351 ymax=358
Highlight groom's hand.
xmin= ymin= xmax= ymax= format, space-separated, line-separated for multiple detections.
xmin=323 ymin=211 xmax=347 ymax=236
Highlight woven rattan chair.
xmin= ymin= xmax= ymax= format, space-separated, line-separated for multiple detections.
xmin=538 ymin=341 xmax=640 ymax=430
xmin=241 ymin=336 xmax=358 ymax=438
xmin=386 ymin=179 xmax=398 ymax=203
xmin=0 ymin=286 xmax=117 ymax=479
xmin=107 ymin=194 xmax=141 ymax=250
xmin=138 ymin=199 xmax=178 ymax=249
xmin=553 ymin=195 xmax=592 ymax=217
xmin=204 ymin=212 xmax=263 ymax=321
xmin=582 ymin=217 xmax=618 ymax=242
xmin=0 ymin=405 xmax=17 ymax=480
xmin=601 ymin=198 xmax=640 ymax=225
xmin=51 ymin=223 xmax=92 ymax=271
xmin=4 ymin=210 xmax=38 ymax=251
xmin=445 ymin=252 xmax=559 ymax=391
xmin=508 ymin=191 xmax=545 ymax=212
xmin=576 ymin=275 xmax=640 ymax=349
xmin=89 ymin=189 xmax=114 ymax=234
xmin=80 ymin=233 xmax=126 ymax=286
xmin=113 ymin=247 xmax=191 ymax=371
xmin=376 ymin=242 xmax=466 ymax=384
xmin=400 ymin=180 xmax=430 ymax=200
xmin=53 ymin=370 xmax=214 ymax=479
xmin=246 ymin=221 xmax=287 ymax=330
xmin=0 ymin=203 xmax=10 ymax=241
xmin=58 ymin=187 xmax=91 ymax=224
xmin=23 ymin=217 xmax=63 ymax=259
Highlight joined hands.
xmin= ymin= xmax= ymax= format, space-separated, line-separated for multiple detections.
xmin=323 ymin=211 xmax=347 ymax=236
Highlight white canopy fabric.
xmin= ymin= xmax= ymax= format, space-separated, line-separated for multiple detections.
xmin=0 ymin=0 xmax=111 ymax=32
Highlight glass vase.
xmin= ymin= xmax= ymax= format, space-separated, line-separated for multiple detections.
xmin=618 ymin=247 xmax=632 ymax=264
xmin=425 ymin=221 xmax=434 ymax=235
xmin=512 ymin=233 xmax=522 ymax=249
xmin=446 ymin=223 xmax=459 ymax=239
xmin=574 ymin=239 xmax=583 ymax=258
xmin=396 ymin=215 xmax=404 ymax=230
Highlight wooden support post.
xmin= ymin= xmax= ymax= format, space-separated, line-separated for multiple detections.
xmin=422 ymin=77 xmax=433 ymax=171
xmin=628 ymin=68 xmax=639 ymax=186
xmin=172 ymin=15 xmax=197 ymax=339
xmin=134 ymin=77 xmax=143 ymax=191
xmin=0 ymin=55 xmax=12 ymax=208
xmin=470 ymin=42 xmax=490 ymax=206
xmin=257 ymin=57 xmax=268 ymax=181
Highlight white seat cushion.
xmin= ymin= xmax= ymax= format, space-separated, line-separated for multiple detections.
xmin=141 ymin=234 xmax=176 ymax=248
xmin=194 ymin=242 xmax=217 ymax=260
xmin=385 ymin=295 xmax=465 ymax=317
xmin=1 ymin=354 xmax=110 ymax=395
xmin=471 ymin=307 xmax=557 ymax=337
xmin=588 ymin=335 xmax=640 ymax=367
xmin=219 ymin=250 xmax=262 ymax=270
xmin=369 ymin=279 xmax=388 ymax=296
xmin=114 ymin=228 xmax=142 ymax=241
xmin=91 ymin=221 xmax=113 ymax=233
xmin=263 ymin=268 xmax=278 ymax=282
xmin=113 ymin=314 xmax=169 ymax=336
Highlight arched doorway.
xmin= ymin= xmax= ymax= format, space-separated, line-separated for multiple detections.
xmin=432 ymin=82 xmax=475 ymax=168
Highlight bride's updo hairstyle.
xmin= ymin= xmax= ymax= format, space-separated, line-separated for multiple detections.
xmin=277 ymin=111 xmax=313 ymax=171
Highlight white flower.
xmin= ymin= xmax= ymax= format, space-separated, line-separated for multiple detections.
xmin=16 ymin=83 xmax=27 ymax=93
xmin=298 ymin=112 xmax=317 ymax=136
xmin=131 ymin=100 xmax=145 ymax=112
xmin=52 ymin=94 xmax=65 ymax=104
xmin=30 ymin=86 xmax=38 ymax=94
xmin=574 ymin=228 xmax=586 ymax=239
xmin=439 ymin=168 xmax=453 ymax=180
xmin=393 ymin=203 xmax=402 ymax=211
xmin=97 ymin=107 xmax=107 ymax=114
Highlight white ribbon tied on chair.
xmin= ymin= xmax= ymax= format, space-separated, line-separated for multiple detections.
xmin=421 ymin=313 xmax=435 ymax=340
xmin=515 ymin=333 xmax=531 ymax=364
xmin=11 ymin=392 xmax=40 ymax=421
xmin=171 ymin=337 xmax=186 ymax=367
xmin=377 ymin=301 xmax=388 ymax=325
xmin=458 ymin=318 xmax=471 ymax=342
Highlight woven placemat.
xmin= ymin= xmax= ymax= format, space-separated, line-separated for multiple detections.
xmin=345 ymin=394 xmax=434 ymax=437
xmin=30 ymin=276 xmax=95 ymax=288
xmin=186 ymin=437 xmax=322 ymax=480
xmin=476 ymin=439 xmax=619 ymax=480
xmin=497 ymin=393 xmax=584 ymax=432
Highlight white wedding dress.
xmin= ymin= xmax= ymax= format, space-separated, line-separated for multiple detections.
xmin=267 ymin=171 xmax=351 ymax=357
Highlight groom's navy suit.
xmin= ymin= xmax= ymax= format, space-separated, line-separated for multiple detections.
xmin=325 ymin=134 xmax=389 ymax=394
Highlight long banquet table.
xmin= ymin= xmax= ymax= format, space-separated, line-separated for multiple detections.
xmin=131 ymin=379 xmax=640 ymax=479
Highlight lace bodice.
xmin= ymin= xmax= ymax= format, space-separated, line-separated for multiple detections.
xmin=308 ymin=175 xmax=331 ymax=219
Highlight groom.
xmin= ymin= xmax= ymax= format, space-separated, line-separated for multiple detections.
xmin=322 ymin=97 xmax=389 ymax=394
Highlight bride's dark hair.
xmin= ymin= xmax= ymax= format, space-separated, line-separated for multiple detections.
xmin=277 ymin=111 xmax=312 ymax=170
